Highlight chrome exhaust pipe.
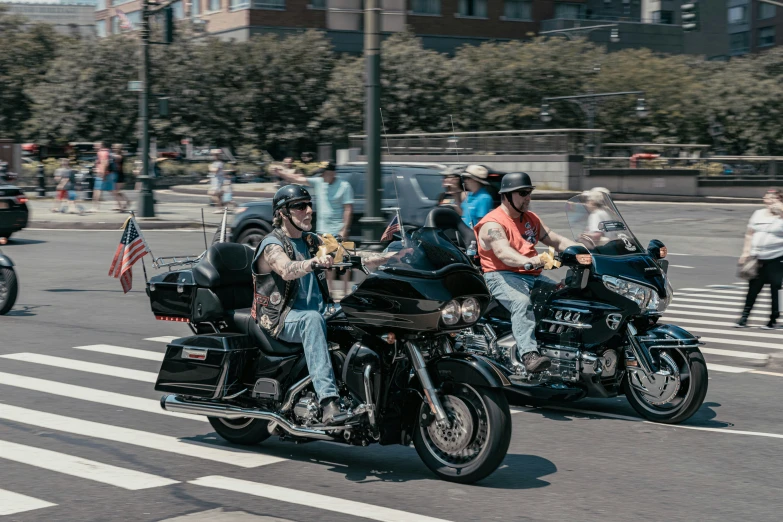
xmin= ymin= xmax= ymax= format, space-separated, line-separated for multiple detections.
xmin=160 ymin=394 xmax=335 ymax=441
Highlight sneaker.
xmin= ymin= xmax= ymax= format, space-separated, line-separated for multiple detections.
xmin=735 ymin=318 xmax=749 ymax=328
xmin=522 ymin=352 xmax=552 ymax=373
xmin=320 ymin=398 xmax=349 ymax=426
xmin=761 ymin=321 xmax=779 ymax=330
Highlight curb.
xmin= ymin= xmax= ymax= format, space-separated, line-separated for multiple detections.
xmin=28 ymin=220 xmax=206 ymax=230
xmin=171 ymin=185 xmax=275 ymax=199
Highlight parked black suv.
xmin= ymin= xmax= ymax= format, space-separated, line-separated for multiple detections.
xmin=0 ymin=183 xmax=30 ymax=241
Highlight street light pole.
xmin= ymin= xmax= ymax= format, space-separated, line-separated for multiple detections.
xmin=360 ymin=0 xmax=385 ymax=245
xmin=137 ymin=0 xmax=155 ymax=217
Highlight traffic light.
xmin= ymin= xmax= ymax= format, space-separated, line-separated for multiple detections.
xmin=681 ymin=1 xmax=699 ymax=32
xmin=163 ymin=7 xmax=174 ymax=44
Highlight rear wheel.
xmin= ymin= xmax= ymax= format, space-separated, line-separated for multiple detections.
xmin=208 ymin=417 xmax=271 ymax=445
xmin=0 ymin=267 xmax=18 ymax=315
xmin=624 ymin=348 xmax=708 ymax=424
xmin=413 ymin=384 xmax=511 ymax=484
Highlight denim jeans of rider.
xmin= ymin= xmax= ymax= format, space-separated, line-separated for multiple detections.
xmin=485 ymin=271 xmax=554 ymax=357
xmin=278 ymin=309 xmax=339 ymax=401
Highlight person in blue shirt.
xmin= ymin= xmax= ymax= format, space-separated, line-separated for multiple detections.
xmin=460 ymin=164 xmax=494 ymax=228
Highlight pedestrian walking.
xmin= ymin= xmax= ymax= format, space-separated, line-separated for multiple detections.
xmin=52 ymin=159 xmax=71 ymax=213
xmin=737 ymin=188 xmax=783 ymax=329
xmin=90 ymin=142 xmax=110 ymax=212
xmin=207 ymin=149 xmax=225 ymax=211
xmin=110 ymin=144 xmax=129 ymax=211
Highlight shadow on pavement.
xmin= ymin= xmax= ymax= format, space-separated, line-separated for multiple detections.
xmin=3 ymin=304 xmax=48 ymax=317
xmin=683 ymin=402 xmax=732 ymax=428
xmin=2 ymin=238 xmax=47 ymax=245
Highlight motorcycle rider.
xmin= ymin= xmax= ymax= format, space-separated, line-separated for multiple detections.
xmin=252 ymin=185 xmax=408 ymax=424
xmin=475 ymin=172 xmax=578 ymax=378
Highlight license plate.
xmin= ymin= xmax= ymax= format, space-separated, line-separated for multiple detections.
xmin=0 ymin=202 xmax=8 ymax=209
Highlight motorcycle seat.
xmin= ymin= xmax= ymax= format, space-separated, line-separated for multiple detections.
xmin=424 ymin=207 xmax=476 ymax=250
xmin=225 ymin=308 xmax=303 ymax=356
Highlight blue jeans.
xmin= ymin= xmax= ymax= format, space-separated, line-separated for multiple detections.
xmin=278 ymin=309 xmax=338 ymax=401
xmin=484 ymin=271 xmax=554 ymax=357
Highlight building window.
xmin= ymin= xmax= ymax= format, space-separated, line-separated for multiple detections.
xmin=96 ymin=19 xmax=106 ymax=36
xmin=758 ymin=26 xmax=776 ymax=47
xmin=555 ymin=2 xmax=585 ymax=19
xmin=411 ymin=0 xmax=440 ymax=15
xmin=759 ymin=2 xmax=776 ymax=19
xmin=230 ymin=0 xmax=250 ymax=9
xmin=652 ymin=10 xmax=673 ymax=24
xmin=730 ymin=31 xmax=749 ymax=53
xmin=253 ymin=0 xmax=285 ymax=8
xmin=111 ymin=15 xmax=119 ymax=34
xmin=191 ymin=0 xmax=201 ymax=15
xmin=207 ymin=0 xmax=221 ymax=11
xmin=126 ymin=9 xmax=141 ymax=26
xmin=171 ymin=0 xmax=185 ymax=17
xmin=504 ymin=0 xmax=531 ymax=20
xmin=310 ymin=0 xmax=326 ymax=8
xmin=622 ymin=0 xmax=630 ymax=15
xmin=728 ymin=5 xmax=747 ymax=25
xmin=96 ymin=0 xmax=106 ymax=10
xmin=458 ymin=0 xmax=487 ymax=17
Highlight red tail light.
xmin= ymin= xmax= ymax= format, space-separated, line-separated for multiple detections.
xmin=15 ymin=196 xmax=28 ymax=205
xmin=155 ymin=315 xmax=190 ymax=322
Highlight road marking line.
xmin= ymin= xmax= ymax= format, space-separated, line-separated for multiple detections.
xmin=522 ymin=405 xmax=783 ymax=439
xmin=0 ymin=353 xmax=157 ymax=382
xmin=667 ymin=253 xmax=693 ymax=256
xmin=73 ymin=344 xmax=164 ymax=361
xmin=0 ymin=404 xmax=283 ymax=469
xmin=189 ymin=476 xmax=452 ymax=522
xmin=669 ymin=265 xmax=694 ymax=269
xmin=659 ymin=317 xmax=752 ymax=328
xmin=668 ymin=302 xmax=769 ymax=313
xmin=678 ymin=288 xmax=749 ymax=295
xmin=0 ymin=371 xmax=206 ymax=422
xmin=0 ymin=489 xmax=56 ymax=516
xmin=700 ymin=347 xmax=770 ymax=360
xmin=664 ymin=309 xmax=765 ymax=320
xmin=683 ymin=326 xmax=783 ymax=340
xmin=672 ymin=297 xmax=770 ymax=308
xmin=698 ymin=336 xmax=783 ymax=350
xmin=0 ymin=439 xmax=178 ymax=491
xmin=675 ymin=293 xmax=770 ymax=303
xmin=145 ymin=336 xmax=180 ymax=343
xmin=707 ymin=363 xmax=751 ymax=373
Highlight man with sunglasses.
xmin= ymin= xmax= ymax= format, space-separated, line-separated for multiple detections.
xmin=252 ymin=185 xmax=408 ymax=425
xmin=475 ymin=173 xmax=577 ymax=378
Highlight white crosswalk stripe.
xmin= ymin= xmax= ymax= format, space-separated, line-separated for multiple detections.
xmin=0 ymin=489 xmax=56 ymax=516
xmin=0 ymin=439 xmax=179 ymax=490
xmin=0 ymin=353 xmax=158 ymax=382
xmin=73 ymin=344 xmax=164 ymax=361
xmin=145 ymin=336 xmax=181 ymax=343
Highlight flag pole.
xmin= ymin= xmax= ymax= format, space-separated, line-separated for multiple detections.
xmin=130 ymin=210 xmax=150 ymax=284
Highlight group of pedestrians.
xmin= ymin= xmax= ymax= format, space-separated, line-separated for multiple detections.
xmin=51 ymin=142 xmax=129 ymax=214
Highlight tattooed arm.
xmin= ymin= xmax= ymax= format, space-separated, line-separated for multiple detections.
xmin=262 ymin=244 xmax=333 ymax=280
xmin=478 ymin=222 xmax=541 ymax=268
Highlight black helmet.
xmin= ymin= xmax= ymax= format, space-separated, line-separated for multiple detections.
xmin=273 ymin=184 xmax=311 ymax=212
xmin=498 ymin=172 xmax=535 ymax=194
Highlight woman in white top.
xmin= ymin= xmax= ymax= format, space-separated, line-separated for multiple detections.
xmin=737 ymin=189 xmax=783 ymax=329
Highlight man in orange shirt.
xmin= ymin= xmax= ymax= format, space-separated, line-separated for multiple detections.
xmin=475 ymin=172 xmax=577 ymax=377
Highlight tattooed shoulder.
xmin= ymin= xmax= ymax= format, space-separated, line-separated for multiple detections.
xmin=485 ymin=225 xmax=506 ymax=242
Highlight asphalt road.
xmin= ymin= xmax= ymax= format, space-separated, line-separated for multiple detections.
xmin=2 ymin=202 xmax=782 ymax=522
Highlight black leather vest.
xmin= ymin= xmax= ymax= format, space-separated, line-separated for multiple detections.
xmin=251 ymin=228 xmax=330 ymax=338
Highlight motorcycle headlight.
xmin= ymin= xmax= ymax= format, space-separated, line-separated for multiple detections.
xmin=441 ymin=300 xmax=460 ymax=326
xmin=602 ymin=275 xmax=657 ymax=310
xmin=460 ymin=297 xmax=480 ymax=324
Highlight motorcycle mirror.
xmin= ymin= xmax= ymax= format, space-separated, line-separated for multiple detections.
xmin=647 ymin=239 xmax=667 ymax=260
xmin=560 ymin=244 xmax=592 ymax=268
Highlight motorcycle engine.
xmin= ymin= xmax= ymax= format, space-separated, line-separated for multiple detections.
xmin=293 ymin=392 xmax=321 ymax=425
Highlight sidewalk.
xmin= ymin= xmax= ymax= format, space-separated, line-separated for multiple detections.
xmin=27 ymin=194 xmax=225 ymax=230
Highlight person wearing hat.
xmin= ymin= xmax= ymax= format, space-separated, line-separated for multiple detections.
xmin=438 ymin=165 xmax=465 ymax=213
xmin=460 ymin=164 xmax=494 ymax=228
xmin=474 ymin=172 xmax=578 ymax=379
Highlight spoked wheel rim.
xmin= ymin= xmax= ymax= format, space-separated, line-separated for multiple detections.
xmin=0 ymin=271 xmax=7 ymax=303
xmin=218 ymin=417 xmax=255 ymax=430
xmin=628 ymin=349 xmax=693 ymax=415
xmin=419 ymin=384 xmax=491 ymax=469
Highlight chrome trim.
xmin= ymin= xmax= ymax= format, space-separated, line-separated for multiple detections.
xmin=626 ymin=324 xmax=654 ymax=375
xmin=223 ymin=388 xmax=247 ymax=400
xmin=280 ymin=375 xmax=313 ymax=413
xmin=363 ymin=365 xmax=379 ymax=439
xmin=550 ymin=306 xmax=591 ymax=314
xmin=541 ymin=319 xmax=593 ymax=329
xmin=161 ymin=394 xmax=334 ymax=440
xmin=405 ymin=341 xmax=449 ymax=426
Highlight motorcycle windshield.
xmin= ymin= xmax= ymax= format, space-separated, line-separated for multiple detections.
xmin=565 ymin=193 xmax=645 ymax=256
xmin=381 ymin=227 xmax=475 ymax=275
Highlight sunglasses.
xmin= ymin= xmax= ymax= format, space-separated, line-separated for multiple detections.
xmin=288 ymin=201 xmax=313 ymax=211
xmin=514 ymin=189 xmax=534 ymax=197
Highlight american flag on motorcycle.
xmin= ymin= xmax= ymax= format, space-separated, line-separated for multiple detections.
xmin=381 ymin=215 xmax=400 ymax=242
xmin=108 ymin=216 xmax=150 ymax=293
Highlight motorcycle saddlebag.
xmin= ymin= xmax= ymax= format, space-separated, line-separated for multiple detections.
xmin=155 ymin=333 xmax=258 ymax=398
xmin=147 ymin=270 xmax=198 ymax=320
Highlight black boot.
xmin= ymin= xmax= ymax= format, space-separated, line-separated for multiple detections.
xmin=735 ymin=317 xmax=749 ymax=328
xmin=321 ymin=397 xmax=349 ymax=426
xmin=522 ymin=351 xmax=552 ymax=373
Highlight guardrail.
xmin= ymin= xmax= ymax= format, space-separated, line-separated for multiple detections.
xmin=585 ymin=156 xmax=783 ymax=180
xmin=349 ymin=129 xmax=602 ymax=156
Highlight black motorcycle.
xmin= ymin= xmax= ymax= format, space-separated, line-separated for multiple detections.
xmin=431 ymin=193 xmax=708 ymax=424
xmin=0 ymin=248 xmax=18 ymax=315
xmin=146 ymin=228 xmax=513 ymax=483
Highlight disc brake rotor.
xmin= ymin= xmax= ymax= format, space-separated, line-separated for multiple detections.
xmin=638 ymin=353 xmax=681 ymax=406
xmin=427 ymin=396 xmax=474 ymax=454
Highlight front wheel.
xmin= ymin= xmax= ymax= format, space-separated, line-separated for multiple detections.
xmin=413 ymin=384 xmax=511 ymax=484
xmin=624 ymin=348 xmax=708 ymax=424
xmin=208 ymin=416 xmax=271 ymax=445
xmin=0 ymin=267 xmax=19 ymax=315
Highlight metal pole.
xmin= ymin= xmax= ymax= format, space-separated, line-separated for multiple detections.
xmin=360 ymin=0 xmax=385 ymax=245
xmin=137 ymin=0 xmax=156 ymax=218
